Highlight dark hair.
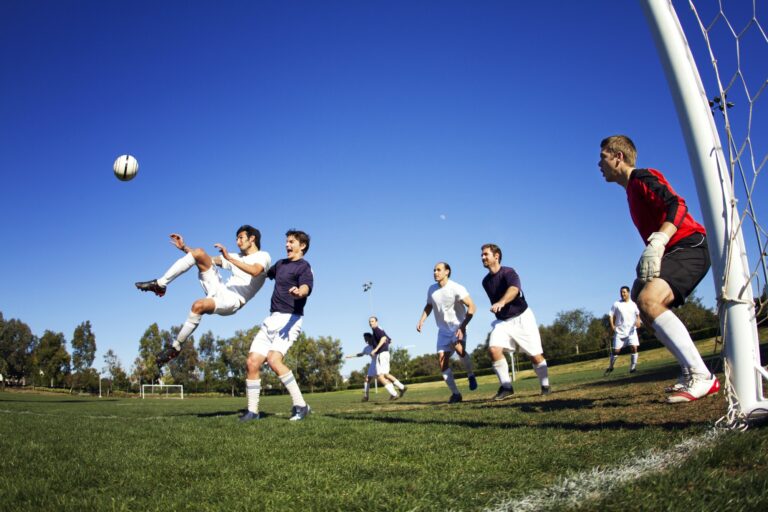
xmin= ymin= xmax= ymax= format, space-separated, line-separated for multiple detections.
xmin=621 ymin=286 xmax=630 ymax=293
xmin=437 ymin=261 xmax=451 ymax=277
xmin=286 ymin=229 xmax=310 ymax=254
xmin=237 ymin=225 xmax=261 ymax=250
xmin=481 ymin=243 xmax=502 ymax=262
xmin=363 ymin=332 xmax=374 ymax=344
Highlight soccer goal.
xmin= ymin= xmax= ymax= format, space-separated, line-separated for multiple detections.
xmin=641 ymin=0 xmax=767 ymax=428
xmin=141 ymin=383 xmax=184 ymax=399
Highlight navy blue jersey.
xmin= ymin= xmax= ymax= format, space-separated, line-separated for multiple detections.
xmin=267 ymin=258 xmax=313 ymax=316
xmin=482 ymin=266 xmax=528 ymax=320
xmin=371 ymin=326 xmax=390 ymax=353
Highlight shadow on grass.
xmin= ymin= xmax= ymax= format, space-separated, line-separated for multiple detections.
xmin=0 ymin=398 xmax=119 ymax=403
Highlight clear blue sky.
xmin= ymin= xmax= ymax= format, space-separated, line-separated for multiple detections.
xmin=0 ymin=1 xmax=742 ymax=377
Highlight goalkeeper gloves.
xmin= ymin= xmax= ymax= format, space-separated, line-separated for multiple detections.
xmin=636 ymin=231 xmax=670 ymax=281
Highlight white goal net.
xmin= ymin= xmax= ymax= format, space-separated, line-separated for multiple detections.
xmin=141 ymin=384 xmax=184 ymax=399
xmin=642 ymin=0 xmax=767 ymax=429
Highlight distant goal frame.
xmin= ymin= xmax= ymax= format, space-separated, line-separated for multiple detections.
xmin=141 ymin=384 xmax=184 ymax=400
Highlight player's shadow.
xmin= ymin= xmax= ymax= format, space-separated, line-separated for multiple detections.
xmin=0 ymin=398 xmax=119 ymax=403
xmin=195 ymin=409 xmax=248 ymax=418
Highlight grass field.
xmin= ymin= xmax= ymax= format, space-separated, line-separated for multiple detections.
xmin=2 ymin=338 xmax=768 ymax=511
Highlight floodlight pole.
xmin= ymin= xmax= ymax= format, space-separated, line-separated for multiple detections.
xmin=640 ymin=0 xmax=763 ymax=418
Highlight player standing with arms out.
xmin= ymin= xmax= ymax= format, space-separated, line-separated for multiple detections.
xmin=240 ymin=230 xmax=314 ymax=421
xmin=481 ymin=244 xmax=551 ymax=399
xmin=369 ymin=317 xmax=407 ymax=400
xmin=345 ymin=333 xmax=378 ymax=402
xmin=135 ymin=226 xmax=270 ymax=368
xmin=598 ymin=135 xmax=719 ymax=403
xmin=605 ymin=286 xmax=642 ymax=375
xmin=416 ymin=262 xmax=478 ymax=403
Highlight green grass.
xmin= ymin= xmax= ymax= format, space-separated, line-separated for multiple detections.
xmin=1 ymin=340 xmax=767 ymax=511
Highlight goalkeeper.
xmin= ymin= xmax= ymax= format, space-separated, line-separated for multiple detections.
xmin=598 ymin=135 xmax=718 ymax=403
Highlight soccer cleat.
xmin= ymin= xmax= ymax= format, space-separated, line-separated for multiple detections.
xmin=388 ymin=394 xmax=400 ymax=401
xmin=629 ymin=366 xmax=637 ymax=374
xmin=289 ymin=404 xmax=311 ymax=421
xmin=540 ymin=385 xmax=551 ymax=396
xmin=361 ymin=396 xmax=369 ymax=402
xmin=666 ymin=374 xmax=720 ymax=404
xmin=239 ymin=411 xmax=262 ymax=422
xmin=665 ymin=371 xmax=691 ymax=393
xmin=604 ymin=367 xmax=614 ymax=376
xmin=135 ymin=279 xmax=167 ymax=297
xmin=399 ymin=386 xmax=408 ymax=398
xmin=448 ymin=393 xmax=463 ymax=404
xmin=468 ymin=374 xmax=478 ymax=391
xmin=155 ymin=346 xmax=180 ymax=368
xmin=493 ymin=385 xmax=514 ymax=401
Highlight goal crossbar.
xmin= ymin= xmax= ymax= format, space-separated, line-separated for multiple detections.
xmin=141 ymin=384 xmax=184 ymax=399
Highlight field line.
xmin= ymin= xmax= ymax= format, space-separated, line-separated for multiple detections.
xmin=483 ymin=427 xmax=723 ymax=512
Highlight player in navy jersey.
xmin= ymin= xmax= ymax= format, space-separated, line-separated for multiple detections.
xmin=369 ymin=317 xmax=407 ymax=400
xmin=240 ymin=230 xmax=314 ymax=421
xmin=481 ymin=244 xmax=551 ymax=399
xmin=599 ymin=135 xmax=719 ymax=403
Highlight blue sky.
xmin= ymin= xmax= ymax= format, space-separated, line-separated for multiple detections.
xmin=0 ymin=1 xmax=755 ymax=377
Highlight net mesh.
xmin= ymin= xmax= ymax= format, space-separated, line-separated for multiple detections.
xmin=683 ymin=0 xmax=768 ymax=429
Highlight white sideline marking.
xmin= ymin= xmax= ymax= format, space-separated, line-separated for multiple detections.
xmin=484 ymin=428 xmax=723 ymax=512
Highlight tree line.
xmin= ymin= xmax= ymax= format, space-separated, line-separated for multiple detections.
xmin=0 ymin=295 xmax=720 ymax=395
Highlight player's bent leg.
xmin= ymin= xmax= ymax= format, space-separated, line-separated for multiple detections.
xmin=187 ymin=247 xmax=215 ymax=273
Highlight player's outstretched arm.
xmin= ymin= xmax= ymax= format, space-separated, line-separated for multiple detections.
xmin=215 ymin=243 xmax=264 ymax=276
xmin=169 ymin=233 xmax=191 ymax=253
xmin=417 ymin=304 xmax=433 ymax=332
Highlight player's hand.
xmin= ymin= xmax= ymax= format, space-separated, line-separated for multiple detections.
xmin=455 ymin=328 xmax=465 ymax=341
xmin=490 ymin=302 xmax=504 ymax=313
xmin=416 ymin=321 xmax=423 ymax=333
xmin=214 ymin=243 xmax=229 ymax=260
xmin=288 ymin=286 xmax=304 ymax=298
xmin=169 ymin=233 xmax=185 ymax=251
xmin=636 ymin=231 xmax=669 ymax=281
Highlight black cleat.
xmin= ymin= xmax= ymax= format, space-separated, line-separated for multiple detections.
xmin=156 ymin=346 xmax=180 ymax=368
xmin=493 ymin=385 xmax=514 ymax=401
xmin=135 ymin=280 xmax=167 ymax=297
xmin=448 ymin=393 xmax=463 ymax=404
xmin=629 ymin=367 xmax=637 ymax=374
xmin=388 ymin=394 xmax=400 ymax=401
xmin=604 ymin=367 xmax=614 ymax=376
xmin=399 ymin=386 xmax=408 ymax=398
xmin=541 ymin=385 xmax=551 ymax=395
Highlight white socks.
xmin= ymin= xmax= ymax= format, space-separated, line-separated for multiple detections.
xmin=652 ymin=310 xmax=709 ymax=376
xmin=384 ymin=383 xmax=398 ymax=397
xmin=630 ymin=353 xmax=639 ymax=368
xmin=173 ymin=311 xmax=202 ymax=350
xmin=493 ymin=358 xmax=512 ymax=387
xmin=442 ymin=368 xmax=459 ymax=394
xmin=534 ymin=360 xmax=549 ymax=387
xmin=246 ymin=379 xmax=261 ymax=414
xmin=279 ymin=371 xmax=306 ymax=407
xmin=391 ymin=379 xmax=405 ymax=391
xmin=363 ymin=381 xmax=369 ymax=397
xmin=157 ymin=252 xmax=196 ymax=287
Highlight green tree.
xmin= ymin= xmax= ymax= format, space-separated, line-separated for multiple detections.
xmin=133 ymin=323 xmax=164 ymax=384
xmin=32 ymin=330 xmax=70 ymax=388
xmin=198 ymin=330 xmax=226 ymax=392
xmin=219 ymin=326 xmax=258 ymax=396
xmin=390 ymin=347 xmax=411 ymax=380
xmin=167 ymin=325 xmax=201 ymax=389
xmin=0 ymin=313 xmax=36 ymax=381
xmin=675 ymin=293 xmax=718 ymax=334
xmin=587 ymin=314 xmax=612 ymax=352
xmin=102 ymin=349 xmax=129 ymax=392
xmin=71 ymin=320 xmax=97 ymax=391
xmin=407 ymin=353 xmax=441 ymax=378
xmin=541 ymin=309 xmax=595 ymax=358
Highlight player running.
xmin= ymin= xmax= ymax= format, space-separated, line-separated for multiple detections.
xmin=605 ymin=286 xmax=642 ymax=375
xmin=416 ymin=261 xmax=478 ymax=403
xmin=369 ymin=317 xmax=408 ymax=400
xmin=598 ymin=135 xmax=719 ymax=403
xmin=135 ymin=225 xmax=270 ymax=368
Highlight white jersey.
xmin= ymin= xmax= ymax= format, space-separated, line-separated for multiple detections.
xmin=219 ymin=250 xmax=271 ymax=303
xmin=610 ymin=299 xmax=640 ymax=338
xmin=427 ymin=279 xmax=470 ymax=334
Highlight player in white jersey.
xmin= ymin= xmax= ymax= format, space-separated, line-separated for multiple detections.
xmin=345 ymin=333 xmax=378 ymax=401
xmin=605 ymin=286 xmax=642 ymax=375
xmin=135 ymin=225 xmax=271 ymax=368
xmin=417 ymin=262 xmax=477 ymax=403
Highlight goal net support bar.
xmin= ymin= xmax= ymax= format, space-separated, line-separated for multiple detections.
xmin=141 ymin=384 xmax=184 ymax=399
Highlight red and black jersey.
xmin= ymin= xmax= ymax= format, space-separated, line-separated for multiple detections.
xmin=626 ymin=168 xmax=706 ymax=248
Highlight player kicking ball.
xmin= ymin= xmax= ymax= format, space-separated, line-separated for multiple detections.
xmin=135 ymin=225 xmax=270 ymax=369
xmin=598 ymin=135 xmax=719 ymax=403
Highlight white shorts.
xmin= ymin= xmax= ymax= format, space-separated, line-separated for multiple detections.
xmin=199 ymin=267 xmax=244 ymax=316
xmin=613 ymin=333 xmax=640 ymax=350
xmin=249 ymin=312 xmax=304 ymax=357
xmin=488 ymin=308 xmax=544 ymax=357
xmin=376 ymin=351 xmax=391 ymax=375
xmin=367 ymin=359 xmax=377 ymax=378
xmin=436 ymin=330 xmax=463 ymax=354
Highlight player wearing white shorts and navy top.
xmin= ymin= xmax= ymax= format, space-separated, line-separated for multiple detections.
xmin=481 ymin=243 xmax=550 ymax=400
xmin=345 ymin=333 xmax=378 ymax=402
xmin=416 ymin=262 xmax=478 ymax=403
xmin=605 ymin=286 xmax=642 ymax=375
xmin=135 ymin=225 xmax=270 ymax=369
xmin=241 ymin=230 xmax=314 ymax=422
xmin=599 ymin=135 xmax=719 ymax=403
xmin=369 ymin=317 xmax=407 ymax=400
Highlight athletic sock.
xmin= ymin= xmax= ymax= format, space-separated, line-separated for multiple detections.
xmin=608 ymin=353 xmax=617 ymax=369
xmin=492 ymin=358 xmax=512 ymax=387
xmin=173 ymin=311 xmax=202 ymax=350
xmin=279 ymin=371 xmax=306 ymax=407
xmin=392 ymin=379 xmax=405 ymax=391
xmin=442 ymin=368 xmax=460 ymax=394
xmin=630 ymin=353 xmax=639 ymax=368
xmin=157 ymin=252 xmax=195 ymax=287
xmin=533 ymin=360 xmax=549 ymax=387
xmin=461 ymin=352 xmax=474 ymax=374
xmin=245 ymin=379 xmax=261 ymax=414
xmin=384 ymin=382 xmax=398 ymax=397
xmin=652 ymin=310 xmax=708 ymax=375
xmin=363 ymin=381 xmax=370 ymax=397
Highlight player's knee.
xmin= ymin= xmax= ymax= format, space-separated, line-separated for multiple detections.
xmin=191 ymin=300 xmax=210 ymax=315
xmin=488 ymin=346 xmax=503 ymax=358
xmin=246 ymin=353 xmax=261 ymax=375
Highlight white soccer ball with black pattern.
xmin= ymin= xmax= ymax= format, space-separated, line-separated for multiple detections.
xmin=113 ymin=154 xmax=139 ymax=182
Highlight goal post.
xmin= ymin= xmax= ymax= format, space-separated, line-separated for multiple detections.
xmin=640 ymin=0 xmax=766 ymax=427
xmin=141 ymin=383 xmax=184 ymax=399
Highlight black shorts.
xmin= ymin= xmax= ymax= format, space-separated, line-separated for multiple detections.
xmin=659 ymin=233 xmax=710 ymax=307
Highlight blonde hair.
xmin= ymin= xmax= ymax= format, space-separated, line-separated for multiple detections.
xmin=601 ymin=135 xmax=637 ymax=166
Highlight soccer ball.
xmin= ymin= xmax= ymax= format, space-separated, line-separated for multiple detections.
xmin=113 ymin=154 xmax=139 ymax=181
